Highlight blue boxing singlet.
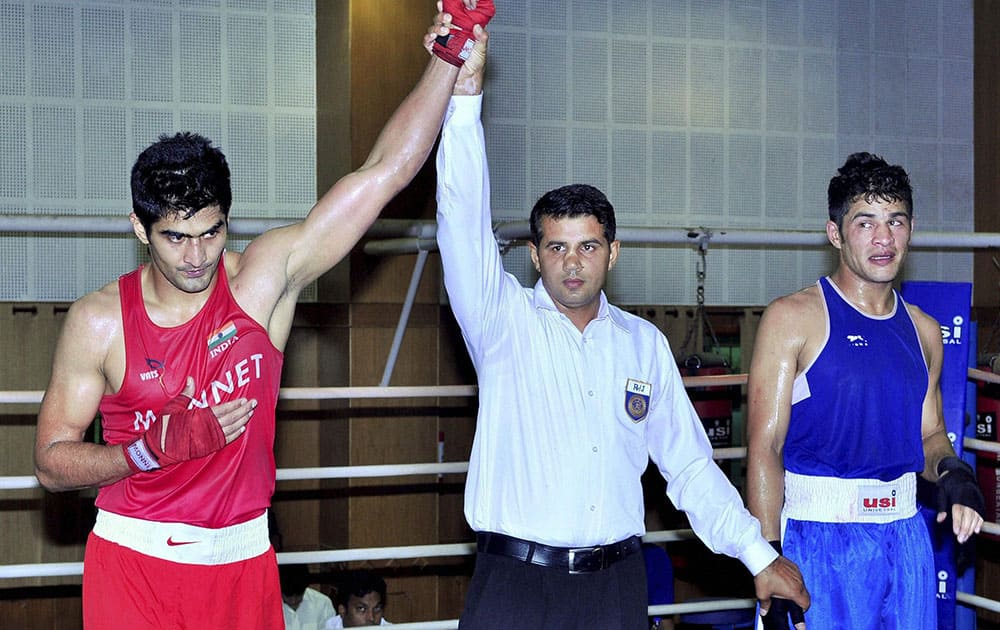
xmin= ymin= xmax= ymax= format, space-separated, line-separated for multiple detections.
xmin=784 ymin=276 xmax=927 ymax=481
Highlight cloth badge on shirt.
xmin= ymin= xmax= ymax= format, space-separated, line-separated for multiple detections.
xmin=624 ymin=378 xmax=652 ymax=423
xmin=207 ymin=320 xmax=237 ymax=350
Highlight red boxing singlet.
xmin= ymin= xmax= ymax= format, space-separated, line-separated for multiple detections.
xmin=96 ymin=255 xmax=284 ymax=528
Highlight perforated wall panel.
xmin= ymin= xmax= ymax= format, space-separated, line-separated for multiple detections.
xmin=484 ymin=0 xmax=974 ymax=306
xmin=1 ymin=0 xmax=316 ymax=301
xmin=1 ymin=0 xmax=975 ymax=305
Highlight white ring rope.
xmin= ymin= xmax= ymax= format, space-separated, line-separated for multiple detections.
xmin=2 ymin=373 xmax=999 ymax=621
xmin=0 ymin=374 xmax=733 ymax=405
xmin=957 ymin=592 xmax=1000 ymax=615
xmin=8 ymin=435 xmax=998 ymax=490
xmin=0 ymin=530 xmax=702 ymax=580
xmin=277 ymin=462 xmax=469 ymax=481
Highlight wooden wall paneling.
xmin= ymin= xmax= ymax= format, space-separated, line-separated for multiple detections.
xmin=274 ymin=304 xmax=351 ymax=553
xmin=316 ymin=305 xmax=352 ymax=554
xmin=346 ymin=0 xmax=441 ymax=303
xmin=434 ymin=303 xmax=477 ymax=620
xmin=974 ymin=0 xmax=1000 ymax=364
xmin=349 ymin=303 xmax=441 ymax=388
xmin=314 ymin=0 xmax=353 ymax=303
xmin=346 ymin=404 xmax=439 ymax=551
xmin=0 ymin=593 xmax=82 ymax=630
xmin=341 ymin=0 xmax=443 ymax=560
xmin=382 ymin=573 xmax=440 ymax=625
xmin=1 ymin=304 xmax=88 ymax=590
xmin=977 ymin=538 xmax=1000 ymax=627
xmin=353 ymin=251 xmax=443 ymax=305
xmin=347 ymin=1 xmax=434 ymax=169
xmin=1 ymin=491 xmax=45 ymax=587
xmin=738 ymin=308 xmax=761 ymax=373
xmin=348 ymin=308 xmax=440 ymax=548
xmin=0 ymin=304 xmax=68 ymax=413
xmin=1 ymin=423 xmax=36 ymax=479
xmin=975 ymin=2 xmax=1000 ymax=625
xmin=348 ymin=302 xmax=443 ymax=623
xmin=273 ymin=322 xmax=323 ymax=551
xmin=975 ymin=0 xmax=1000 ymax=313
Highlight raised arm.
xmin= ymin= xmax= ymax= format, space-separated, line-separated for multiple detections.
xmin=241 ymin=54 xmax=462 ymax=295
xmin=434 ymin=23 xmax=508 ymax=349
xmin=233 ymin=5 xmax=493 ymax=352
xmin=911 ymin=306 xmax=984 ymax=543
xmin=261 ymin=1 xmax=493 ymax=293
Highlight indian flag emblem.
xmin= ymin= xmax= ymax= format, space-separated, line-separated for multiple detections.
xmin=207 ymin=320 xmax=237 ymax=350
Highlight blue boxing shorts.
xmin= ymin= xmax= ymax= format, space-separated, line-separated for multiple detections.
xmin=777 ymin=472 xmax=936 ymax=630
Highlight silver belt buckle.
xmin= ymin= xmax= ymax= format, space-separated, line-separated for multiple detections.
xmin=568 ymin=546 xmax=603 ymax=574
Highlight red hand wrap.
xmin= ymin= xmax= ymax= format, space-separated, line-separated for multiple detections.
xmin=123 ymin=392 xmax=225 ymax=472
xmin=432 ymin=0 xmax=495 ymax=67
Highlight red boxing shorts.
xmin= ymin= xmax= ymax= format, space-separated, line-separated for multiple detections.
xmin=83 ymin=532 xmax=283 ymax=629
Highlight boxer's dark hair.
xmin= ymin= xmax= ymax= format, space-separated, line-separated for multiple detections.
xmin=529 ymin=184 xmax=616 ymax=246
xmin=828 ymin=152 xmax=912 ymax=231
xmin=131 ymin=132 xmax=232 ymax=232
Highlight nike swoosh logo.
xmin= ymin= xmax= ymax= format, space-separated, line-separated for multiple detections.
xmin=166 ymin=537 xmax=199 ymax=546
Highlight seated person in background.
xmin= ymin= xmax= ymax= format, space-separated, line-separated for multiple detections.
xmin=326 ymin=570 xmax=391 ymax=627
xmin=281 ymin=563 xmax=336 ymax=630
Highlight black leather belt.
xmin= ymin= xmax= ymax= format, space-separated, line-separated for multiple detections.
xmin=476 ymin=532 xmax=641 ymax=574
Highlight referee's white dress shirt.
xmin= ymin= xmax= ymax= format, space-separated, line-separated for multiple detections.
xmin=436 ymin=94 xmax=777 ymax=576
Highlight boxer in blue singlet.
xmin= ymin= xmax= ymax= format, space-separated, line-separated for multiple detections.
xmin=745 ymin=152 xmax=984 ymax=630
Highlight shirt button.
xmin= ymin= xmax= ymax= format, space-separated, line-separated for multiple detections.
xmin=592 ymin=446 xmax=598 ymax=453
xmin=588 ymin=390 xmax=594 ymax=397
xmin=590 ymin=505 xmax=596 ymax=511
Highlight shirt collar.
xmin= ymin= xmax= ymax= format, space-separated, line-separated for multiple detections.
xmin=530 ymin=279 xmax=631 ymax=333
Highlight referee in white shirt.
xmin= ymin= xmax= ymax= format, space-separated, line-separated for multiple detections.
xmin=429 ymin=14 xmax=811 ymax=630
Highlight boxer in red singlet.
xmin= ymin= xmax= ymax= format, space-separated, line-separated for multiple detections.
xmin=33 ymin=6 xmax=488 ymax=627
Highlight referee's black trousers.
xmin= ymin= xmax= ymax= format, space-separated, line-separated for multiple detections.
xmin=458 ymin=548 xmax=648 ymax=630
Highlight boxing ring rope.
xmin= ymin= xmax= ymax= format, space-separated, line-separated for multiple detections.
xmin=364 ymin=221 xmax=1000 ymax=254
xmin=3 ymin=374 xmax=1000 ymax=624
xmin=3 ymin=214 xmax=999 ymax=248
xmin=4 ymin=214 xmax=997 ymax=390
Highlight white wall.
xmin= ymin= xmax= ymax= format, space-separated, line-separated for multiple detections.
xmin=483 ymin=0 xmax=974 ymax=305
xmin=0 ymin=0 xmax=315 ymax=301
xmin=0 ymin=0 xmax=975 ymax=305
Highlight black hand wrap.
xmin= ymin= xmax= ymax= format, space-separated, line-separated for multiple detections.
xmin=935 ymin=456 xmax=984 ymax=517
xmin=761 ymin=541 xmax=806 ymax=630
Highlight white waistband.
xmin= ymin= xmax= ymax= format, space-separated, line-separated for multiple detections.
xmin=782 ymin=471 xmax=917 ymax=524
xmin=93 ymin=509 xmax=270 ymax=565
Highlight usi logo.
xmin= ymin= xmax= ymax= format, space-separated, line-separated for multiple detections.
xmin=940 ymin=315 xmax=964 ymax=346
xmin=862 ymin=496 xmax=896 ymax=509
xmin=858 ymin=486 xmax=899 ymax=515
